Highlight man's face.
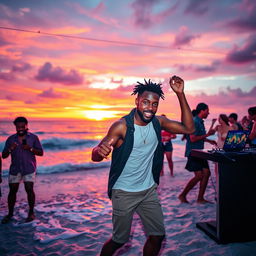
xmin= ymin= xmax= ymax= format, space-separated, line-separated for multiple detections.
xmin=228 ymin=117 xmax=235 ymax=124
xmin=135 ymin=91 xmax=160 ymax=123
xmin=15 ymin=122 xmax=28 ymax=136
xmin=201 ymin=108 xmax=209 ymax=119
xmin=248 ymin=113 xmax=256 ymax=121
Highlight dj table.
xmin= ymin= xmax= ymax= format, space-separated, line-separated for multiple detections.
xmin=191 ymin=149 xmax=256 ymax=244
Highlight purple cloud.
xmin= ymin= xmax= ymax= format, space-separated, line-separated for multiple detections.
xmin=227 ymin=15 xmax=256 ymax=32
xmin=0 ymin=60 xmax=32 ymax=81
xmin=184 ymin=0 xmax=212 ymax=15
xmin=131 ymin=0 xmax=177 ymax=28
xmin=175 ymin=60 xmax=220 ymax=73
xmin=12 ymin=63 xmax=31 ymax=72
xmin=38 ymin=88 xmax=64 ymax=98
xmin=5 ymin=95 xmax=16 ymax=101
xmin=0 ymin=72 xmax=14 ymax=81
xmin=35 ymin=62 xmax=84 ymax=85
xmin=226 ymin=35 xmax=256 ymax=64
xmin=173 ymin=27 xmax=199 ymax=47
xmin=225 ymin=1 xmax=256 ymax=32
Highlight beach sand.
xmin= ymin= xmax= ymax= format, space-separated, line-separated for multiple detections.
xmin=1 ymin=161 xmax=256 ymax=256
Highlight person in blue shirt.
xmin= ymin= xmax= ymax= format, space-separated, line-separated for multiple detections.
xmin=179 ymin=103 xmax=216 ymax=204
xmin=1 ymin=117 xmax=43 ymax=224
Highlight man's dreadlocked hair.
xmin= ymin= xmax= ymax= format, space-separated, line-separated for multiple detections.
xmin=131 ymin=79 xmax=165 ymax=100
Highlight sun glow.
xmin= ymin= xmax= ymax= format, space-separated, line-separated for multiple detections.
xmin=83 ymin=110 xmax=119 ymax=121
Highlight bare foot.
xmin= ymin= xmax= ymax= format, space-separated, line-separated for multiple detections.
xmin=25 ymin=213 xmax=35 ymax=223
xmin=196 ymin=199 xmax=213 ymax=204
xmin=1 ymin=215 xmax=13 ymax=224
xmin=178 ymin=195 xmax=189 ymax=203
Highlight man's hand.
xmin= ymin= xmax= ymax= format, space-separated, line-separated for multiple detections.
xmin=96 ymin=138 xmax=114 ymax=160
xmin=9 ymin=142 xmax=18 ymax=152
xmin=207 ymin=129 xmax=215 ymax=136
xmin=211 ymin=118 xmax=217 ymax=125
xmin=22 ymin=144 xmax=31 ymax=151
xmin=169 ymin=75 xmax=184 ymax=94
xmin=207 ymin=139 xmax=217 ymax=146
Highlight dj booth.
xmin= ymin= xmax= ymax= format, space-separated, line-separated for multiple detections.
xmin=191 ymin=148 xmax=256 ymax=244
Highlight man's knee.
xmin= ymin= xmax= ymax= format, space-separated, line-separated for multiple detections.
xmin=24 ymin=182 xmax=34 ymax=193
xmin=203 ymin=168 xmax=211 ymax=178
xmin=9 ymin=183 xmax=19 ymax=194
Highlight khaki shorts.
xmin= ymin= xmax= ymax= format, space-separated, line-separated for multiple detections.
xmin=111 ymin=184 xmax=165 ymax=244
xmin=9 ymin=172 xmax=36 ymax=184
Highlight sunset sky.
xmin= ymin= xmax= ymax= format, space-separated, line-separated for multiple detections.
xmin=0 ymin=0 xmax=255 ymax=121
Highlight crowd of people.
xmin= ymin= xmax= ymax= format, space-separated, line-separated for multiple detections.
xmin=0 ymin=75 xmax=256 ymax=255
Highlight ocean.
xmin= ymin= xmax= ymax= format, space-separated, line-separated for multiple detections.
xmin=0 ymin=118 xmax=214 ymax=176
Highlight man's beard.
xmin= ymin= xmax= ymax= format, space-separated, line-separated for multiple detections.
xmin=17 ymin=129 xmax=28 ymax=137
xmin=137 ymin=109 xmax=155 ymax=123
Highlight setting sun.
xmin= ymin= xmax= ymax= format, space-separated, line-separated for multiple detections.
xmin=83 ymin=110 xmax=120 ymax=121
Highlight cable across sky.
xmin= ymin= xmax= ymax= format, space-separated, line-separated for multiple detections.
xmin=0 ymin=26 xmax=224 ymax=55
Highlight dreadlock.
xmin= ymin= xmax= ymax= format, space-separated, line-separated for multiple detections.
xmin=131 ymin=79 xmax=165 ymax=100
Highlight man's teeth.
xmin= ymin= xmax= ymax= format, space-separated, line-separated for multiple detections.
xmin=144 ymin=112 xmax=152 ymax=117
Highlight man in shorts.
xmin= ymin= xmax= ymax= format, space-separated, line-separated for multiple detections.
xmin=178 ymin=103 xmax=216 ymax=204
xmin=1 ymin=117 xmax=43 ymax=223
xmin=92 ymin=76 xmax=195 ymax=255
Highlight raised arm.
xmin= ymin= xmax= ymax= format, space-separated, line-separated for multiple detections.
xmin=160 ymin=75 xmax=195 ymax=134
xmin=91 ymin=119 xmax=125 ymax=162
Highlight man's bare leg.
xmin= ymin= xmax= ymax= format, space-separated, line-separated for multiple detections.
xmin=166 ymin=152 xmax=174 ymax=176
xmin=143 ymin=235 xmax=165 ymax=256
xmin=178 ymin=171 xmax=203 ymax=203
xmin=197 ymin=168 xmax=211 ymax=204
xmin=100 ymin=238 xmax=124 ymax=256
xmin=24 ymin=182 xmax=36 ymax=221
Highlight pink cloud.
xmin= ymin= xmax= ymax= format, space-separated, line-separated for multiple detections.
xmin=35 ymin=62 xmax=84 ymax=85
xmin=68 ymin=2 xmax=119 ymax=27
xmin=110 ymin=77 xmax=124 ymax=84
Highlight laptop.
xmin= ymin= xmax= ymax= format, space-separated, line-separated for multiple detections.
xmin=223 ymin=130 xmax=250 ymax=152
